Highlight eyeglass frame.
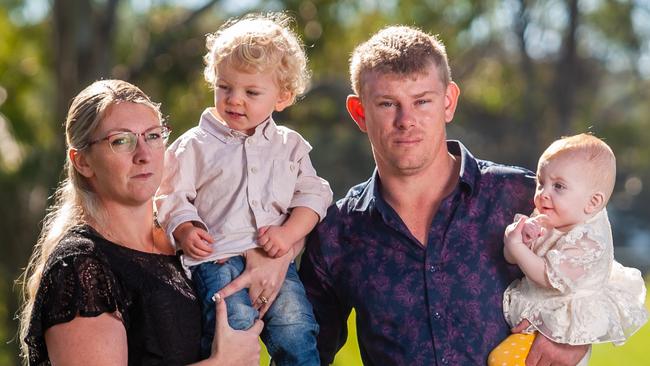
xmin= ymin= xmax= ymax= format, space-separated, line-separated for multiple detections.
xmin=84 ymin=125 xmax=172 ymax=153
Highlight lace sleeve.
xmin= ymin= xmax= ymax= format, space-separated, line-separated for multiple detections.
xmin=26 ymin=250 xmax=130 ymax=365
xmin=545 ymin=228 xmax=605 ymax=293
xmin=36 ymin=252 xmax=128 ymax=332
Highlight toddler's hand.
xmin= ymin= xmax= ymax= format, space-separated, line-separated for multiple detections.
xmin=258 ymin=226 xmax=292 ymax=258
xmin=174 ymin=222 xmax=214 ymax=259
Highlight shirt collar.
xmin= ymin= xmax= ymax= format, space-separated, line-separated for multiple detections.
xmin=448 ymin=140 xmax=477 ymax=195
xmin=352 ymin=140 xmax=477 ymax=213
xmin=198 ymin=108 xmax=277 ymax=143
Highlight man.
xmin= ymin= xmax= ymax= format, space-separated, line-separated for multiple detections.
xmin=299 ymin=26 xmax=589 ymax=365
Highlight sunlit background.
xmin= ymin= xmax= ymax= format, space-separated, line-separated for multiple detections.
xmin=1 ymin=0 xmax=649 ymax=364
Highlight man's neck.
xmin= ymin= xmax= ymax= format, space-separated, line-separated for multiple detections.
xmin=379 ymin=153 xmax=461 ymax=246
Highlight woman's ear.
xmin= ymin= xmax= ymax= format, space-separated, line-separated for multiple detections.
xmin=346 ymin=95 xmax=367 ymax=132
xmin=585 ymin=192 xmax=605 ymax=214
xmin=69 ymin=148 xmax=95 ymax=178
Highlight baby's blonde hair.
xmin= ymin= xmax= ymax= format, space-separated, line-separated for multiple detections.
xmin=203 ymin=12 xmax=310 ymax=104
xmin=540 ymin=133 xmax=616 ymax=202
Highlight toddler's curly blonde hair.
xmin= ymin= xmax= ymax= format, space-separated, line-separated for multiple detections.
xmin=203 ymin=12 xmax=310 ymax=105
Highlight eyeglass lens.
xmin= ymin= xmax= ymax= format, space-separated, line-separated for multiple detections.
xmin=107 ymin=126 xmax=169 ymax=153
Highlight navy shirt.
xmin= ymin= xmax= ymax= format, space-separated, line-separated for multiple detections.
xmin=299 ymin=141 xmax=536 ymax=365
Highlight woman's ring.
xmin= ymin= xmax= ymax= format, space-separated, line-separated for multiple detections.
xmin=259 ymin=296 xmax=268 ymax=304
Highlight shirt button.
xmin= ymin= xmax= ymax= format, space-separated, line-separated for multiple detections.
xmin=433 ymin=312 xmax=442 ymax=320
xmin=246 ymin=138 xmax=254 ymax=145
xmin=250 ymin=167 xmax=257 ymax=173
xmin=441 ymin=357 xmax=448 ymax=365
xmin=429 ymin=265 xmax=439 ymax=272
xmin=251 ymin=200 xmax=258 ymax=206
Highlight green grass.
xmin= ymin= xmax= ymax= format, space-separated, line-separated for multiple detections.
xmin=590 ymin=275 xmax=650 ymax=365
xmin=260 ymin=277 xmax=650 ymax=365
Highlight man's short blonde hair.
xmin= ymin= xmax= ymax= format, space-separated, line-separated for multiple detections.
xmin=203 ymin=12 xmax=310 ymax=104
xmin=349 ymin=25 xmax=452 ymax=97
xmin=540 ymin=133 xmax=617 ymax=202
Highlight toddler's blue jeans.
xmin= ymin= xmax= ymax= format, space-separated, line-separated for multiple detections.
xmin=191 ymin=256 xmax=319 ymax=366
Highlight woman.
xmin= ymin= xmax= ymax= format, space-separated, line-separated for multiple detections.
xmin=18 ymin=80 xmax=294 ymax=365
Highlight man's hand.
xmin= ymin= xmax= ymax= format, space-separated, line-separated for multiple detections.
xmin=173 ymin=222 xmax=214 ymax=259
xmin=258 ymin=225 xmax=293 ymax=258
xmin=526 ymin=334 xmax=588 ymax=366
xmin=512 ymin=320 xmax=589 ymax=366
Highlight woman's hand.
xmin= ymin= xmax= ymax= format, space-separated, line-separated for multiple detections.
xmin=207 ymin=294 xmax=263 ymax=366
xmin=217 ymin=245 xmax=296 ymax=317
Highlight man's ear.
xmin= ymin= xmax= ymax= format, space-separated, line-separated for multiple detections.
xmin=275 ymin=90 xmax=293 ymax=112
xmin=346 ymin=95 xmax=367 ymax=132
xmin=69 ymin=148 xmax=95 ymax=178
xmin=444 ymin=81 xmax=461 ymax=123
xmin=585 ymin=192 xmax=605 ymax=214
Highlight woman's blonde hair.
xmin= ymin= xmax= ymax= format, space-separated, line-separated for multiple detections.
xmin=203 ymin=12 xmax=310 ymax=104
xmin=17 ymin=79 xmax=161 ymax=362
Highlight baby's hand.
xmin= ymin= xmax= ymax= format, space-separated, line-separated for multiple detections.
xmin=258 ymin=226 xmax=292 ymax=258
xmin=173 ymin=222 xmax=214 ymax=259
xmin=521 ymin=215 xmax=549 ymax=248
xmin=505 ymin=216 xmax=526 ymax=247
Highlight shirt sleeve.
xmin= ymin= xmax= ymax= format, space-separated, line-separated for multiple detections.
xmin=155 ymin=139 xmax=208 ymax=248
xmin=299 ymin=221 xmax=350 ymax=364
xmin=26 ymin=252 xmax=129 ymax=365
xmin=288 ymin=138 xmax=333 ymax=221
xmin=31 ymin=252 xmax=127 ymax=334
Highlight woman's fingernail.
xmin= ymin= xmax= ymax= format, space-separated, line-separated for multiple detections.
xmin=212 ymin=293 xmax=222 ymax=303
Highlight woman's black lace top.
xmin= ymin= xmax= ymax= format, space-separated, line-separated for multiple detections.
xmin=26 ymin=225 xmax=202 ymax=365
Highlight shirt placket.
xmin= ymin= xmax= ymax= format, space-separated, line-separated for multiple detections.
xmin=424 ymin=240 xmax=450 ymax=364
xmin=244 ymin=135 xmax=264 ymax=225
xmin=424 ymin=192 xmax=463 ymax=366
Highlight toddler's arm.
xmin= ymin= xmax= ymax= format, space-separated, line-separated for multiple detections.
xmin=258 ymin=207 xmax=319 ymax=258
xmin=174 ymin=221 xmax=214 ymax=259
xmin=504 ymin=216 xmax=551 ymax=288
xmin=155 ymin=139 xmax=212 ymax=252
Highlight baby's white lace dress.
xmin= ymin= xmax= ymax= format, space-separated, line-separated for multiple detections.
xmin=503 ymin=209 xmax=648 ymax=345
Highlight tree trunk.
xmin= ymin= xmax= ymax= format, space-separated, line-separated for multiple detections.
xmin=552 ymin=0 xmax=579 ymax=137
xmin=52 ymin=0 xmax=119 ymax=135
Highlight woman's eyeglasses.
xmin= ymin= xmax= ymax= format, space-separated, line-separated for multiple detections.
xmin=86 ymin=125 xmax=171 ymax=154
